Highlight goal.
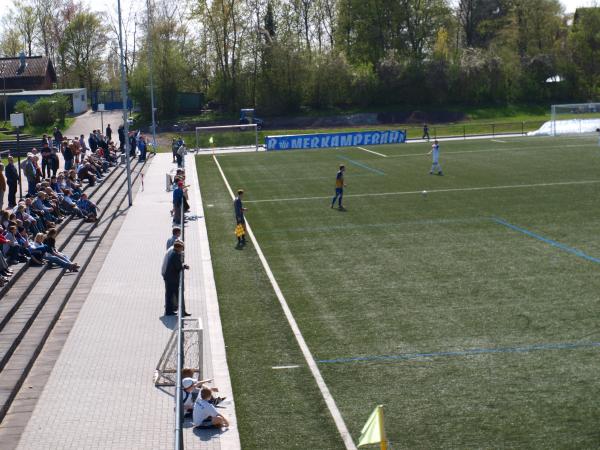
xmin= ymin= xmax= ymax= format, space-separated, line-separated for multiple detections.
xmin=549 ymin=103 xmax=600 ymax=136
xmin=194 ymin=123 xmax=259 ymax=152
xmin=154 ymin=317 xmax=203 ymax=386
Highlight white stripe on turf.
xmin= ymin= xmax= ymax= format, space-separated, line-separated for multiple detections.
xmin=213 ymin=155 xmax=357 ymax=450
xmin=385 ymin=143 xmax=591 ymax=158
xmin=244 ymin=179 xmax=600 ymax=204
xmin=357 ymin=146 xmax=387 ymax=157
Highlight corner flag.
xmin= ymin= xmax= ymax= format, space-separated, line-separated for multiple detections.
xmin=358 ymin=405 xmax=387 ymax=449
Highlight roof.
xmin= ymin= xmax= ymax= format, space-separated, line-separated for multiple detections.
xmin=4 ymin=88 xmax=86 ymax=96
xmin=0 ymin=56 xmax=56 ymax=81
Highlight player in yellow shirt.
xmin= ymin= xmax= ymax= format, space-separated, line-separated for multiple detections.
xmin=331 ymin=165 xmax=346 ymax=210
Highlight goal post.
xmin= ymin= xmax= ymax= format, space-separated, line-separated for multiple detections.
xmin=549 ymin=102 xmax=600 ymax=136
xmin=194 ymin=123 xmax=259 ymax=152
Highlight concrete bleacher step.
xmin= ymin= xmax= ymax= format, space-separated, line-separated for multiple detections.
xmin=0 ymin=161 xmax=124 ymax=297
xmin=0 ymin=157 xmax=150 ymax=422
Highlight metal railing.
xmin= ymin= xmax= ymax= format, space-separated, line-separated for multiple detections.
xmin=174 ymin=153 xmax=186 ymax=450
xmin=404 ymin=120 xmax=547 ymax=140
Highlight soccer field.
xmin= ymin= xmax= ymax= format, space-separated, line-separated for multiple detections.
xmin=196 ymin=135 xmax=600 ymax=449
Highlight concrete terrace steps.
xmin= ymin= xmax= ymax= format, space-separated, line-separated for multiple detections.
xmin=0 ymin=157 xmax=151 ymax=422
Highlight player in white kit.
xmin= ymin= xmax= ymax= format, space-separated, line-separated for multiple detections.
xmin=428 ymin=139 xmax=443 ymax=175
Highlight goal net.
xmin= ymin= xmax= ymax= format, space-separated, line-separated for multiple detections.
xmin=537 ymin=103 xmax=600 ymax=136
xmin=154 ymin=318 xmax=203 ymax=386
xmin=194 ymin=123 xmax=259 ymax=152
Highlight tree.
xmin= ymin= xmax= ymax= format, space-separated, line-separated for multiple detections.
xmin=0 ymin=29 xmax=22 ymax=57
xmin=12 ymin=1 xmax=37 ymax=56
xmin=59 ymin=11 xmax=108 ymax=92
xmin=569 ymin=7 xmax=600 ymax=99
xmin=458 ymin=0 xmax=511 ymax=48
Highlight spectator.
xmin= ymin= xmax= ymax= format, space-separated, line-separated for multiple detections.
xmin=30 ymin=232 xmax=79 ymax=272
xmin=138 ymin=135 xmax=147 ymax=162
xmin=76 ymin=193 xmax=99 ymax=222
xmin=5 ymin=156 xmax=18 ymax=208
xmin=106 ymin=124 xmax=112 ymax=141
xmin=181 ymin=369 xmax=225 ymax=406
xmin=0 ymin=163 xmax=5 ymax=210
xmin=78 ymin=163 xmax=97 ymax=186
xmin=41 ymin=142 xmax=52 ymax=178
xmin=193 ymin=388 xmax=229 ymax=429
xmin=23 ymin=153 xmax=37 ymax=197
xmin=52 ymin=127 xmax=63 ymax=148
xmin=50 ymin=147 xmax=60 ymax=176
xmin=166 ymin=226 xmax=181 ymax=249
xmin=161 ymin=240 xmax=189 ymax=316
xmin=172 ymin=181 xmax=184 ymax=225
xmin=129 ymin=132 xmax=137 ymax=158
xmin=79 ymin=134 xmax=88 ymax=155
xmin=118 ymin=125 xmax=125 ymax=151
xmin=62 ymin=140 xmax=74 ymax=171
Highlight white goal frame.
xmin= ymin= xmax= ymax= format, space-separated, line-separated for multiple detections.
xmin=194 ymin=123 xmax=259 ymax=152
xmin=550 ymin=102 xmax=600 ymax=136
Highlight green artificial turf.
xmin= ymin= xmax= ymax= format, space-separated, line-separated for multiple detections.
xmin=196 ymin=135 xmax=600 ymax=449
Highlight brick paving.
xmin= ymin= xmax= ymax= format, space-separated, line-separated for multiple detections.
xmin=13 ymin=153 xmax=239 ymax=450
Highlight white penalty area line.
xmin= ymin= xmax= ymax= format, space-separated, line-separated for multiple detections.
xmin=357 ymin=146 xmax=387 ymax=157
xmin=245 ymin=179 xmax=600 ymax=204
xmin=212 ymin=155 xmax=357 ymax=450
xmin=491 ymin=139 xmax=507 ymax=143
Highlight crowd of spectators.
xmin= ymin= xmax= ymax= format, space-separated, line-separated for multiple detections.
xmin=0 ymin=126 xmax=131 ymax=287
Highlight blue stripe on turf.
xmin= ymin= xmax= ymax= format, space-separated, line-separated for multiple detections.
xmin=337 ymin=155 xmax=385 ymax=176
xmin=317 ymin=341 xmax=600 ymax=365
xmin=492 ymin=217 xmax=600 ymax=265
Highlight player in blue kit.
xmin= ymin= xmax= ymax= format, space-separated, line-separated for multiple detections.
xmin=331 ymin=165 xmax=346 ymax=210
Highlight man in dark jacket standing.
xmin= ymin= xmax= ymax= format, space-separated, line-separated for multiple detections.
xmin=105 ymin=124 xmax=112 ymax=142
xmin=5 ymin=156 xmax=19 ymax=208
xmin=118 ymin=125 xmax=125 ymax=151
xmin=161 ymin=240 xmax=190 ymax=316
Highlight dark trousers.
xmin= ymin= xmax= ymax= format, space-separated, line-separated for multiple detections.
xmin=8 ymin=182 xmax=17 ymax=207
xmin=42 ymin=159 xmax=51 ymax=178
xmin=27 ymin=176 xmax=36 ymax=196
xmin=164 ymin=280 xmax=186 ymax=314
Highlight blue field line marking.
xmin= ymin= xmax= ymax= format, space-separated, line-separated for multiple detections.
xmin=492 ymin=217 xmax=600 ymax=265
xmin=337 ymin=155 xmax=385 ymax=176
xmin=317 ymin=341 xmax=600 ymax=365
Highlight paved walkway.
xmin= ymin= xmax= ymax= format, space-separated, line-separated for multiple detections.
xmin=14 ymin=153 xmax=239 ymax=450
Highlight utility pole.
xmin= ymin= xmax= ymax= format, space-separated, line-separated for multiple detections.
xmin=147 ymin=0 xmax=158 ymax=152
xmin=1 ymin=62 xmax=7 ymax=123
xmin=118 ymin=0 xmax=133 ymax=207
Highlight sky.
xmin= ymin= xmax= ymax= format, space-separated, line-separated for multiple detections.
xmin=0 ymin=0 xmax=595 ymax=31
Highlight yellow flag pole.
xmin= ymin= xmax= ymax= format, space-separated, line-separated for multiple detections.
xmin=379 ymin=405 xmax=387 ymax=450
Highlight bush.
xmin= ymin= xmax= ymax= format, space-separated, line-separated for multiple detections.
xmin=14 ymin=95 xmax=71 ymax=126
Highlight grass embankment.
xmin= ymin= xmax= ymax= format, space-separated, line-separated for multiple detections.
xmin=0 ymin=118 xmax=75 ymax=141
xmin=197 ymin=135 xmax=600 ymax=448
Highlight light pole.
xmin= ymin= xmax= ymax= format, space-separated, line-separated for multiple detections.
xmin=117 ymin=0 xmax=133 ymax=207
xmin=1 ymin=62 xmax=7 ymax=123
xmin=147 ymin=0 xmax=157 ymax=152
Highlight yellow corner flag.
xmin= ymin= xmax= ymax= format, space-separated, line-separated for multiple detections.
xmin=209 ymin=136 xmax=214 ymax=145
xmin=358 ymin=405 xmax=387 ymax=449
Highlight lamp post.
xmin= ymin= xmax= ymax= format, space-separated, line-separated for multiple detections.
xmin=1 ymin=62 xmax=7 ymax=123
xmin=117 ymin=0 xmax=133 ymax=207
xmin=147 ymin=0 xmax=157 ymax=152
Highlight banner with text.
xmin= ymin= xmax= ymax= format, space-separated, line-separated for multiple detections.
xmin=265 ymin=129 xmax=406 ymax=151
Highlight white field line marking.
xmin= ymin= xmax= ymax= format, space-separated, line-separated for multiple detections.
xmin=491 ymin=139 xmax=507 ymax=143
xmin=245 ymin=179 xmax=600 ymax=204
xmin=272 ymin=365 xmax=301 ymax=370
xmin=213 ymin=155 xmax=357 ymax=450
xmin=357 ymin=146 xmax=387 ymax=157
xmin=386 ymin=143 xmax=591 ymax=158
